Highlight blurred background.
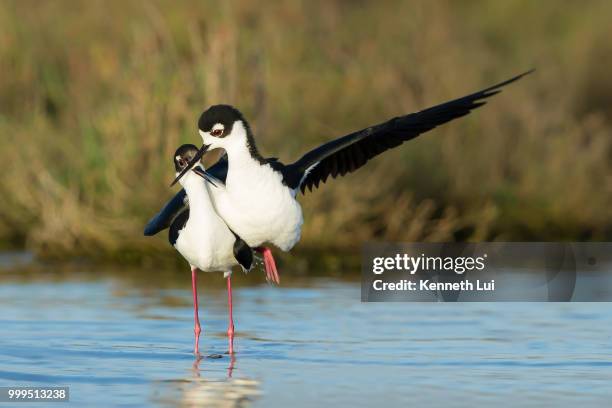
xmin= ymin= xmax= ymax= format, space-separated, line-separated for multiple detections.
xmin=1 ymin=3 xmax=612 ymax=406
xmin=0 ymin=0 xmax=611 ymax=267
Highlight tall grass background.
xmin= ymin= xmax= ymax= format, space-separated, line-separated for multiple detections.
xmin=0 ymin=1 xmax=610 ymax=264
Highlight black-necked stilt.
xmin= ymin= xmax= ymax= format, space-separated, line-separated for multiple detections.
xmin=162 ymin=70 xmax=533 ymax=257
xmin=170 ymin=144 xmax=254 ymax=354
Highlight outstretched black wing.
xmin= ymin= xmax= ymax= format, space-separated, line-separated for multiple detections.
xmin=146 ymin=189 xmax=188 ymax=236
xmin=281 ymin=70 xmax=533 ymax=193
xmin=143 ymin=155 xmax=229 ymax=236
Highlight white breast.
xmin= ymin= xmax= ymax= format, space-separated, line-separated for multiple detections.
xmin=174 ymin=173 xmax=239 ymax=273
xmin=210 ymin=161 xmax=303 ymax=251
xmin=174 ymin=217 xmax=236 ymax=273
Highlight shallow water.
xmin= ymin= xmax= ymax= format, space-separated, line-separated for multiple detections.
xmin=1 ymin=263 xmax=612 ymax=407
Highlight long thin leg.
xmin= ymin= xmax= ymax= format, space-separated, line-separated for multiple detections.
xmin=191 ymin=267 xmax=202 ymax=354
xmin=227 ymin=353 xmax=236 ymax=378
xmin=255 ymin=247 xmax=280 ymax=284
xmin=227 ymin=275 xmax=235 ymax=354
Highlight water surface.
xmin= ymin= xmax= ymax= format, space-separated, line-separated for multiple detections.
xmin=1 ymin=262 xmax=611 ymax=407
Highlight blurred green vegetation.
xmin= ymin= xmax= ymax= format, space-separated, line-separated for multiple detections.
xmin=0 ymin=0 xmax=611 ymax=264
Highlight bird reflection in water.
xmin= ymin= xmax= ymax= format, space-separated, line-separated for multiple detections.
xmin=191 ymin=353 xmax=236 ymax=378
xmin=156 ymin=354 xmax=260 ymax=408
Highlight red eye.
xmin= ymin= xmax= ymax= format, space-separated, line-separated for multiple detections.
xmin=211 ymin=129 xmax=223 ymax=137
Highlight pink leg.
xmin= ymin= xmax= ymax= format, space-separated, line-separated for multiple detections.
xmin=255 ymin=247 xmax=280 ymax=284
xmin=227 ymin=353 xmax=236 ymax=378
xmin=227 ymin=275 xmax=235 ymax=354
xmin=191 ymin=267 xmax=202 ymax=355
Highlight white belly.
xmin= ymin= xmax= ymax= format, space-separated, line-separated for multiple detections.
xmin=174 ymin=216 xmax=237 ymax=273
xmin=210 ymin=163 xmax=303 ymax=251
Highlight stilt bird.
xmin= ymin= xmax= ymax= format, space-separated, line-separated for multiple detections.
xmin=169 ymin=144 xmax=253 ymax=355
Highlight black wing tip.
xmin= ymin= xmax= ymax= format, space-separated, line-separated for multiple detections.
xmin=144 ymin=223 xmax=158 ymax=236
xmin=484 ymin=68 xmax=536 ymax=93
xmin=456 ymin=68 xmax=535 ymax=110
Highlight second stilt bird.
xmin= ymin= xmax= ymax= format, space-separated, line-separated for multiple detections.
xmin=170 ymin=144 xmax=253 ymax=355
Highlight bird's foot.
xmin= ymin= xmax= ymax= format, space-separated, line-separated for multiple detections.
xmin=255 ymin=247 xmax=280 ymax=284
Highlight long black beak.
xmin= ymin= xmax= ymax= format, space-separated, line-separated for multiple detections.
xmin=192 ymin=166 xmax=218 ymax=188
xmin=170 ymin=144 xmax=210 ymax=186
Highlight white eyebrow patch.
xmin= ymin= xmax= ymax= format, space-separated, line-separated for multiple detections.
xmin=212 ymin=123 xmax=225 ymax=132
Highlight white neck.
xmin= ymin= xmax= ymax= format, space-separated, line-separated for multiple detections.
xmin=223 ymin=122 xmax=256 ymax=161
xmin=221 ymin=122 xmax=264 ymax=185
xmin=180 ymin=171 xmax=216 ymax=220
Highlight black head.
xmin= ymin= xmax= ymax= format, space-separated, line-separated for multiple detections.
xmin=170 ymin=105 xmax=261 ymax=187
xmin=173 ymin=144 xmax=200 ymax=172
xmin=197 ymin=104 xmax=246 ymax=138
xmin=173 ymin=144 xmax=216 ymax=186
xmin=195 ymin=104 xmax=265 ymax=164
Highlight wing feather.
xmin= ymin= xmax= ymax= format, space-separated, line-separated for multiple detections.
xmin=284 ymin=70 xmax=533 ymax=194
